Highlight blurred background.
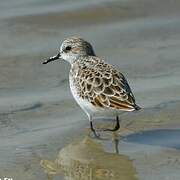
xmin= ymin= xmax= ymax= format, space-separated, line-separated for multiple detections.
xmin=0 ymin=0 xmax=180 ymax=179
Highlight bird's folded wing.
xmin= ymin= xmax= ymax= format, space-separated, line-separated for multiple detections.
xmin=78 ymin=61 xmax=138 ymax=111
xmin=91 ymin=74 xmax=137 ymax=111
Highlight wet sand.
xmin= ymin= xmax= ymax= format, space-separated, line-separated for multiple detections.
xmin=0 ymin=0 xmax=180 ymax=179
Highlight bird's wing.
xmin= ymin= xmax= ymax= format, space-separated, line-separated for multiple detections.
xmin=77 ymin=59 xmax=139 ymax=111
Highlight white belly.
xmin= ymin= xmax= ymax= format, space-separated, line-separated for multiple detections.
xmin=69 ymin=79 xmax=96 ymax=115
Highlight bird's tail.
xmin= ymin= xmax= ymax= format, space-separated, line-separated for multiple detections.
xmin=134 ymin=104 xmax=141 ymax=111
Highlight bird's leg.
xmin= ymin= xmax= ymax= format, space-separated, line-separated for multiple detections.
xmin=103 ymin=116 xmax=120 ymax=132
xmin=90 ymin=121 xmax=99 ymax=137
xmin=88 ymin=115 xmax=99 ymax=138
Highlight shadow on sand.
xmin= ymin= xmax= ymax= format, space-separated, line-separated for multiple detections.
xmin=124 ymin=129 xmax=180 ymax=150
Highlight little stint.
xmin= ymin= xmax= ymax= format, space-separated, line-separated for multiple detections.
xmin=43 ymin=36 xmax=141 ymax=137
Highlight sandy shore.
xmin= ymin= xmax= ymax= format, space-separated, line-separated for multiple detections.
xmin=0 ymin=0 xmax=180 ymax=179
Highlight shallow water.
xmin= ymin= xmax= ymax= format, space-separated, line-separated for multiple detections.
xmin=0 ymin=0 xmax=180 ymax=179
xmin=124 ymin=129 xmax=180 ymax=149
xmin=41 ymin=136 xmax=138 ymax=180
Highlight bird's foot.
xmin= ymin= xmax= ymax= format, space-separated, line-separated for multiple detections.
xmin=89 ymin=121 xmax=100 ymax=138
xmin=103 ymin=116 xmax=120 ymax=132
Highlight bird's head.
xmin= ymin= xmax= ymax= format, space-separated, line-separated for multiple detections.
xmin=43 ymin=36 xmax=95 ymax=65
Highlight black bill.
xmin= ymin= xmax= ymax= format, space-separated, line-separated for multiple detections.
xmin=42 ymin=53 xmax=60 ymax=64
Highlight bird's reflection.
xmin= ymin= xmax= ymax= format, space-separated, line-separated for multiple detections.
xmin=40 ymin=135 xmax=137 ymax=180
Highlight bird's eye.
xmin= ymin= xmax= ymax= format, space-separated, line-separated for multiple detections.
xmin=65 ymin=46 xmax=72 ymax=51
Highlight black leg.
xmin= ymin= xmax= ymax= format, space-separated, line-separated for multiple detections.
xmin=103 ymin=116 xmax=120 ymax=132
xmin=90 ymin=121 xmax=99 ymax=138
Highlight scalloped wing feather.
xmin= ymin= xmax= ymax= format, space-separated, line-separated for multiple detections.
xmin=71 ymin=57 xmax=139 ymax=111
